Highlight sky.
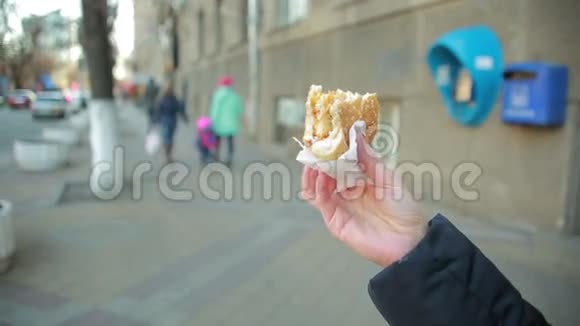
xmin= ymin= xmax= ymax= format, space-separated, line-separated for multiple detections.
xmin=14 ymin=0 xmax=134 ymax=60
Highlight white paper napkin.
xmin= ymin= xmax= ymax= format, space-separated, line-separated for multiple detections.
xmin=294 ymin=120 xmax=368 ymax=192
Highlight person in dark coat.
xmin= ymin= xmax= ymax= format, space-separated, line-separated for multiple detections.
xmin=144 ymin=78 xmax=160 ymax=128
xmin=154 ymin=84 xmax=188 ymax=164
xmin=301 ymin=130 xmax=549 ymax=326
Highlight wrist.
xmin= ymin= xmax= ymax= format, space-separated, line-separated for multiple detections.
xmin=376 ymin=224 xmax=428 ymax=268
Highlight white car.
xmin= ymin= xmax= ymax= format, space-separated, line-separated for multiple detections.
xmin=68 ymin=90 xmax=90 ymax=113
xmin=31 ymin=90 xmax=71 ymax=119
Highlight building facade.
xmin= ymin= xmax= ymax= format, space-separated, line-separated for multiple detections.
xmin=134 ymin=0 xmax=580 ymax=234
xmin=21 ymin=10 xmax=81 ymax=88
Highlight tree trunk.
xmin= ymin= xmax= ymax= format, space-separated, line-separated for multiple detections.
xmin=81 ymin=0 xmax=114 ymax=99
xmin=81 ymin=0 xmax=119 ymax=195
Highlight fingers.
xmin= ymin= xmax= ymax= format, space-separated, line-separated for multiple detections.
xmin=302 ymin=166 xmax=338 ymax=219
xmin=315 ymin=171 xmax=336 ymax=202
xmin=301 ymin=166 xmax=317 ymax=200
xmin=356 ymin=131 xmax=392 ymax=188
xmin=301 ymin=166 xmax=337 ymax=202
xmin=338 ymin=179 xmax=366 ymax=201
xmin=314 ymin=172 xmax=338 ymax=223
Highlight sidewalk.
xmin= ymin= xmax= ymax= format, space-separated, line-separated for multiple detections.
xmin=0 ymin=104 xmax=579 ymax=325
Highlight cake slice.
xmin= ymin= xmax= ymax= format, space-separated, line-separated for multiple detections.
xmin=303 ymin=85 xmax=380 ymax=160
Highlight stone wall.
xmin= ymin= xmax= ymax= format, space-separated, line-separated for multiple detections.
xmin=134 ymin=0 xmax=580 ymax=232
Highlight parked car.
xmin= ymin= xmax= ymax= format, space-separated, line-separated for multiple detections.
xmin=68 ymin=90 xmax=90 ymax=113
xmin=7 ymin=89 xmax=35 ymax=109
xmin=31 ymin=89 xmax=71 ymax=119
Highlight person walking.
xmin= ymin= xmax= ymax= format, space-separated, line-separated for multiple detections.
xmin=196 ymin=116 xmax=217 ymax=165
xmin=144 ymin=78 xmax=160 ymax=129
xmin=209 ymin=75 xmax=244 ymax=166
xmin=155 ymin=83 xmax=188 ymax=164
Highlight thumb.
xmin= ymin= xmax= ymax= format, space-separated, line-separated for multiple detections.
xmin=356 ymin=131 xmax=392 ymax=187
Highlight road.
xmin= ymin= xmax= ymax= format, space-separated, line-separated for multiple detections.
xmin=0 ymin=107 xmax=70 ymax=168
xmin=0 ymin=108 xmax=42 ymax=152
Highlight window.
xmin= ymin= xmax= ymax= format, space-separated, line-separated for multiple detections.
xmin=276 ymin=0 xmax=310 ymax=26
xmin=215 ymin=0 xmax=223 ymax=50
xmin=197 ymin=10 xmax=205 ymax=56
xmin=274 ymin=96 xmax=305 ymax=143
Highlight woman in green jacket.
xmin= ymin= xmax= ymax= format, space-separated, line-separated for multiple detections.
xmin=209 ymin=76 xmax=244 ymax=166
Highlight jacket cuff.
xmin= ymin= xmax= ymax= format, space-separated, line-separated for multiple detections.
xmin=367 ymin=214 xmax=505 ymax=325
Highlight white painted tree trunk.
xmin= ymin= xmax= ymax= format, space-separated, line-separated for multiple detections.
xmin=89 ymin=99 xmax=119 ymax=194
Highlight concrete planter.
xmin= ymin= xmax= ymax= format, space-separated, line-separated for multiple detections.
xmin=42 ymin=127 xmax=80 ymax=146
xmin=0 ymin=200 xmax=14 ymax=274
xmin=13 ymin=138 xmax=69 ymax=172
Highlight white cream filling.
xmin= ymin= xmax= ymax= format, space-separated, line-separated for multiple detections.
xmin=311 ymin=127 xmax=343 ymax=154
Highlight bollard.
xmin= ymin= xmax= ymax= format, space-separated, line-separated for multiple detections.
xmin=0 ymin=200 xmax=14 ymax=274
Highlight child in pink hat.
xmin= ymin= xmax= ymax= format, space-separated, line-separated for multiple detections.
xmin=196 ymin=116 xmax=217 ymax=164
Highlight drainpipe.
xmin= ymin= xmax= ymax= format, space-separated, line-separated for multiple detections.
xmin=247 ymin=0 xmax=260 ymax=140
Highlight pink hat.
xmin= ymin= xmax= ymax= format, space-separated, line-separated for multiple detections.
xmin=218 ymin=75 xmax=233 ymax=87
xmin=197 ymin=116 xmax=212 ymax=130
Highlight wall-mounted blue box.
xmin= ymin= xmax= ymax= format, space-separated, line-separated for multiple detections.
xmin=502 ymin=62 xmax=569 ymax=126
xmin=427 ymin=25 xmax=504 ymax=127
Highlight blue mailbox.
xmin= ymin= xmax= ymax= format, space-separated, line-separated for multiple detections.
xmin=502 ymin=62 xmax=569 ymax=126
xmin=427 ymin=25 xmax=504 ymax=126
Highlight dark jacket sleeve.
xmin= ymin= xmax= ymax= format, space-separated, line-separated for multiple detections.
xmin=178 ymin=100 xmax=188 ymax=122
xmin=367 ymin=214 xmax=549 ymax=326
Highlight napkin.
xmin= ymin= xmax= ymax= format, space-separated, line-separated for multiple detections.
xmin=294 ymin=120 xmax=368 ymax=192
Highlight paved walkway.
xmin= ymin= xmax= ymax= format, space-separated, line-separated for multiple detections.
xmin=1 ymin=104 xmax=579 ymax=325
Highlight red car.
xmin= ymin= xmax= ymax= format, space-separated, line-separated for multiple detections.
xmin=7 ymin=89 xmax=36 ymax=109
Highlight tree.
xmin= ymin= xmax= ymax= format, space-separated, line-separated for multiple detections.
xmin=0 ymin=0 xmax=15 ymax=78
xmin=80 ymin=0 xmax=120 ymax=194
xmin=6 ymin=38 xmax=34 ymax=88
xmin=4 ymin=15 xmax=45 ymax=89
xmin=80 ymin=0 xmax=115 ymax=99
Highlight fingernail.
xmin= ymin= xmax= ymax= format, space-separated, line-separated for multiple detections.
xmin=300 ymin=191 xmax=315 ymax=201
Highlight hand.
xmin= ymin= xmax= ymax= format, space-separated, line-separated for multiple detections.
xmin=301 ymin=132 xmax=428 ymax=268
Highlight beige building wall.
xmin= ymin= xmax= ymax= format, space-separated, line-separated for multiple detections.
xmin=134 ymin=0 xmax=580 ymax=233
xmin=133 ymin=0 xmax=170 ymax=83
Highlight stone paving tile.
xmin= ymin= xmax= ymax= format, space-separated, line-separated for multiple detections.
xmin=8 ymin=200 xmax=267 ymax=300
xmin=307 ymin=268 xmax=375 ymax=326
xmin=167 ymin=226 xmax=305 ymax=325
xmin=214 ymin=286 xmax=291 ymax=326
xmin=123 ymin=220 xmax=270 ymax=300
xmin=218 ymin=234 xmax=342 ymax=326
xmin=182 ymin=276 xmax=266 ymax=325
xmin=58 ymin=309 xmax=149 ymax=326
xmin=182 ymin=229 xmax=328 ymax=325
xmin=0 ymin=301 xmax=44 ymax=326
xmin=0 ymin=281 xmax=68 ymax=310
xmin=258 ymin=247 xmax=353 ymax=325
xmin=95 ymin=220 xmax=301 ymax=325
